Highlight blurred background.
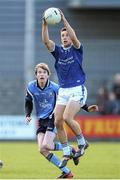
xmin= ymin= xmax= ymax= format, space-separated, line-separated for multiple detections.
xmin=0 ymin=0 xmax=120 ymax=140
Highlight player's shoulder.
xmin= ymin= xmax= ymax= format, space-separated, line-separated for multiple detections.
xmin=55 ymin=44 xmax=61 ymax=51
xmin=27 ymin=80 xmax=36 ymax=90
xmin=72 ymin=43 xmax=83 ymax=50
xmin=50 ymin=43 xmax=60 ymax=53
xmin=49 ymin=81 xmax=59 ymax=91
xmin=50 ymin=81 xmax=59 ymax=87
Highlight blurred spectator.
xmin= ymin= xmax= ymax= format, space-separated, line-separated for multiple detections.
xmin=96 ymin=86 xmax=114 ymax=115
xmin=112 ymin=73 xmax=120 ymax=100
xmin=110 ymin=73 xmax=120 ymax=114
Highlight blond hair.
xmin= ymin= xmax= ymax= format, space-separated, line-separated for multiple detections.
xmin=35 ymin=63 xmax=51 ymax=75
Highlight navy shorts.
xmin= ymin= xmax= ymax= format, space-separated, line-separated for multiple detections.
xmin=36 ymin=114 xmax=56 ymax=135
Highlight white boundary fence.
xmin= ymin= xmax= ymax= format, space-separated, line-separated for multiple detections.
xmin=0 ymin=116 xmax=36 ymax=140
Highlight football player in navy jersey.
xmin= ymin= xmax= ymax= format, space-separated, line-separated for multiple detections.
xmin=25 ymin=63 xmax=74 ymax=179
xmin=42 ymin=10 xmax=98 ymax=168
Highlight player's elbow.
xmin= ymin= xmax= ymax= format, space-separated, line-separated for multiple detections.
xmin=42 ymin=36 xmax=46 ymax=44
xmin=44 ymin=41 xmax=49 ymax=47
xmin=42 ymin=39 xmax=49 ymax=48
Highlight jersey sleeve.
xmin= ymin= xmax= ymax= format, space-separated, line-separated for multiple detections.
xmin=25 ymin=89 xmax=33 ymax=117
xmin=54 ymin=84 xmax=59 ymax=94
xmin=79 ymin=44 xmax=83 ymax=54
xmin=27 ymin=82 xmax=34 ymax=98
xmin=51 ymin=81 xmax=59 ymax=95
xmin=73 ymin=44 xmax=83 ymax=54
xmin=50 ymin=44 xmax=60 ymax=61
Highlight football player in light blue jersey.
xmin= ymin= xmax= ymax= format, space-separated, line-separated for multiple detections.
xmin=42 ymin=10 xmax=98 ymax=168
xmin=25 ymin=63 xmax=74 ymax=179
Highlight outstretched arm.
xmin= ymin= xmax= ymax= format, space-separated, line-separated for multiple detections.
xmin=82 ymin=104 xmax=99 ymax=112
xmin=42 ymin=17 xmax=55 ymax=51
xmin=60 ymin=10 xmax=81 ymax=48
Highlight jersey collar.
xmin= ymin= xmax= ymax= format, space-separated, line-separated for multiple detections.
xmin=61 ymin=44 xmax=72 ymax=50
xmin=36 ymin=80 xmax=50 ymax=90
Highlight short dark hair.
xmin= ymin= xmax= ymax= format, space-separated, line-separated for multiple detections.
xmin=61 ymin=27 xmax=67 ymax=33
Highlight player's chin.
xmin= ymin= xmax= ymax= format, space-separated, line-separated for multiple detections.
xmin=63 ymin=43 xmax=70 ymax=48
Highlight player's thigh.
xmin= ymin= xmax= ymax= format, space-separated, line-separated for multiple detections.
xmin=64 ymin=100 xmax=81 ymax=120
xmin=54 ymin=104 xmax=66 ymax=121
xmin=37 ymin=133 xmax=45 ymax=150
xmin=42 ymin=131 xmax=56 ymax=148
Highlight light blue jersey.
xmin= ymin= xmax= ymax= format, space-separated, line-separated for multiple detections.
xmin=27 ymin=80 xmax=59 ymax=119
xmin=51 ymin=44 xmax=86 ymax=88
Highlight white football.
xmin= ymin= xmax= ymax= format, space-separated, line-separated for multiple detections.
xmin=44 ymin=7 xmax=61 ymax=25
xmin=0 ymin=160 xmax=3 ymax=168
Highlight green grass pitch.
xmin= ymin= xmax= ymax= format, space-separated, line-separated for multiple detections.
xmin=0 ymin=142 xmax=120 ymax=179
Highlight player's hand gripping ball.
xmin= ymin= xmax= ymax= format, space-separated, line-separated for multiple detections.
xmin=44 ymin=7 xmax=61 ymax=25
xmin=0 ymin=160 xmax=3 ymax=168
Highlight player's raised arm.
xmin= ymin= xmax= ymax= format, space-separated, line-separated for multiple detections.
xmin=42 ymin=17 xmax=55 ymax=52
xmin=60 ymin=10 xmax=81 ymax=49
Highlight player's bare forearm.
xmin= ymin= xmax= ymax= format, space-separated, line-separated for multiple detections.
xmin=62 ymin=15 xmax=75 ymax=38
xmin=60 ymin=11 xmax=80 ymax=47
xmin=42 ymin=18 xmax=49 ymax=43
xmin=42 ymin=17 xmax=55 ymax=51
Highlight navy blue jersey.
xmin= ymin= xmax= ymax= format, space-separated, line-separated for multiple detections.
xmin=51 ymin=44 xmax=86 ymax=88
xmin=27 ymin=80 xmax=59 ymax=119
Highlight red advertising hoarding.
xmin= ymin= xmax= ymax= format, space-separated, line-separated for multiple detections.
xmin=65 ymin=115 xmax=120 ymax=140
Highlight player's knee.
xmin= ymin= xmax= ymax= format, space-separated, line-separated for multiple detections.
xmin=63 ymin=114 xmax=70 ymax=122
xmin=63 ymin=115 xmax=75 ymax=127
xmin=38 ymin=146 xmax=46 ymax=154
xmin=55 ymin=119 xmax=63 ymax=130
xmin=42 ymin=143 xmax=50 ymax=151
